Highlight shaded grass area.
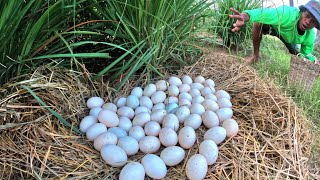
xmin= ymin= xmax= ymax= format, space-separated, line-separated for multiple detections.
xmin=240 ymin=35 xmax=320 ymax=128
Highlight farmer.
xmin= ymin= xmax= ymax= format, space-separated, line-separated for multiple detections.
xmin=229 ymin=0 xmax=320 ymax=63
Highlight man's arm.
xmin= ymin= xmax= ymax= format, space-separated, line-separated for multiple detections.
xmin=229 ymin=6 xmax=293 ymax=32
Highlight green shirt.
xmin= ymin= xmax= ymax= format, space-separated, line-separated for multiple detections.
xmin=244 ymin=5 xmax=316 ymax=62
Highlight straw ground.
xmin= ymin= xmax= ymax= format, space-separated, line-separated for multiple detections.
xmin=0 ymin=51 xmax=319 ymax=179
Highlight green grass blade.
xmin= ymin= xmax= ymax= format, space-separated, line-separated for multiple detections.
xmin=21 ymin=85 xmax=83 ymax=134
xmin=26 ymin=53 xmax=111 ymax=60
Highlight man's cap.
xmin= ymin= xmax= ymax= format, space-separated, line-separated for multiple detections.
xmin=300 ymin=0 xmax=320 ymax=29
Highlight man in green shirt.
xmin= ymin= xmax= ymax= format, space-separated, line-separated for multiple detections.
xmin=229 ymin=0 xmax=320 ymax=63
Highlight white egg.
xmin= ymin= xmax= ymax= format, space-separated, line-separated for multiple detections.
xmin=179 ymin=92 xmax=192 ymax=102
xmin=129 ymin=126 xmax=145 ymax=141
xmin=216 ymin=108 xmax=233 ymax=123
xmin=98 ymin=109 xmax=119 ymax=127
xmin=119 ymin=162 xmax=145 ymax=180
xmin=102 ymin=102 xmax=117 ymax=112
xmin=151 ymin=91 xmax=166 ymax=104
xmin=126 ymin=95 xmax=140 ymax=109
xmin=139 ymin=96 xmax=153 ymax=109
xmin=101 ymin=144 xmax=127 ymax=167
xmin=86 ymin=123 xmax=108 ymax=141
xmin=192 ymin=96 xmax=204 ymax=104
xmin=150 ymin=109 xmax=167 ymax=124
xmin=205 ymin=94 xmax=217 ymax=102
xmin=89 ymin=107 xmax=102 ymax=117
xmin=164 ymin=96 xmax=179 ymax=104
xmin=155 ymin=80 xmax=168 ymax=91
xmin=179 ymin=84 xmax=191 ymax=93
xmin=86 ymin=96 xmax=104 ymax=109
xmin=117 ymin=106 xmax=135 ymax=119
xmin=139 ymin=136 xmax=161 ymax=153
xmin=162 ymin=114 xmax=180 ymax=131
xmin=132 ymin=112 xmax=151 ymax=127
xmin=199 ymin=140 xmax=219 ymax=165
xmin=222 ymin=119 xmax=239 ymax=137
xmin=165 ymin=103 xmax=179 ymax=113
xmin=131 ymin=87 xmax=143 ymax=98
xmin=80 ymin=115 xmax=98 ymax=133
xmin=141 ymin=154 xmax=167 ymax=179
xmin=184 ymin=114 xmax=202 ymax=130
xmin=186 ymin=154 xmax=208 ymax=180
xmin=189 ymin=89 xmax=201 ymax=97
xmin=108 ymin=127 xmax=127 ymax=138
xmin=190 ymin=82 xmax=204 ymax=90
xmin=144 ymin=121 xmax=161 ymax=136
xmin=194 ymin=75 xmax=205 ymax=84
xmin=143 ymin=84 xmax=156 ymax=97
xmin=202 ymin=111 xmax=219 ymax=128
xmin=167 ymin=85 xmax=179 ymax=96
xmin=160 ymin=146 xmax=185 ymax=166
xmin=182 ymin=75 xmax=193 ymax=84
xmin=202 ymin=99 xmax=219 ymax=111
xmin=215 ymin=89 xmax=231 ymax=100
xmin=117 ymin=136 xmax=139 ymax=156
xmin=201 ymin=86 xmax=215 ymax=96
xmin=189 ymin=103 xmax=205 ymax=115
xmin=115 ymin=97 xmax=126 ymax=108
xmin=217 ymin=98 xmax=232 ymax=108
xmin=135 ymin=106 xmax=151 ymax=115
xmin=175 ymin=106 xmax=190 ymax=123
xmin=118 ymin=116 xmax=132 ymax=132
xmin=178 ymin=98 xmax=191 ymax=107
xmin=178 ymin=126 xmax=196 ymax=149
xmin=93 ymin=132 xmax=117 ymax=151
xmin=159 ymin=128 xmax=178 ymax=147
xmin=152 ymin=103 xmax=165 ymax=111
xmin=204 ymin=126 xmax=226 ymax=145
xmin=204 ymin=79 xmax=215 ymax=87
xmin=168 ymin=76 xmax=182 ymax=86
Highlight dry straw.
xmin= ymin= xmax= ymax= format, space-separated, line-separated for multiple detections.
xmin=0 ymin=52 xmax=319 ymax=179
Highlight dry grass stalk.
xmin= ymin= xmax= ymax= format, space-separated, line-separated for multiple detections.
xmin=0 ymin=52 xmax=318 ymax=179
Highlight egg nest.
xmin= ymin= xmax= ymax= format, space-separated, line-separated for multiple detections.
xmin=0 ymin=51 xmax=319 ymax=179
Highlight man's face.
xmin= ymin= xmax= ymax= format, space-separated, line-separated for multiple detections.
xmin=299 ymin=10 xmax=318 ymax=31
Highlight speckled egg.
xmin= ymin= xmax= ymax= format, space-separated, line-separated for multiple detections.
xmin=186 ymin=154 xmax=208 ymax=180
xmin=119 ymin=162 xmax=145 ymax=180
xmin=86 ymin=96 xmax=104 ymax=109
xmin=141 ymin=154 xmax=167 ymax=179
xmin=160 ymin=146 xmax=185 ymax=166
xmin=100 ymin=144 xmax=127 ymax=167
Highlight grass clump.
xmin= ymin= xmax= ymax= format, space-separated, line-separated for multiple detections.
xmin=209 ymin=0 xmax=262 ymax=49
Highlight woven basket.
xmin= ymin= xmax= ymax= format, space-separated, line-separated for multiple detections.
xmin=288 ymin=55 xmax=320 ymax=91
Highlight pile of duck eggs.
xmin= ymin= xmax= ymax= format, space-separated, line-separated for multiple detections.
xmin=80 ymin=75 xmax=239 ymax=180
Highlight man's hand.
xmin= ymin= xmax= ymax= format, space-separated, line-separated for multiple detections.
xmin=229 ymin=8 xmax=249 ymax=32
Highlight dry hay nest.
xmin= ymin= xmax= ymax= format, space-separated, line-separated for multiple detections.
xmin=0 ymin=52 xmax=319 ymax=179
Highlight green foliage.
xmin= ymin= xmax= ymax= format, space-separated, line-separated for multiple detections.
xmin=210 ymin=0 xmax=262 ymax=48
xmin=0 ymin=0 xmax=112 ymax=84
xmin=1 ymin=0 xmax=211 ymax=90
xmin=86 ymin=0 xmax=211 ymax=89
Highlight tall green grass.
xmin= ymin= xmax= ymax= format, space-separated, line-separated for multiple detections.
xmin=0 ymin=0 xmax=112 ymax=84
xmin=1 ymin=0 xmax=212 ymax=90
xmin=210 ymin=0 xmax=262 ymax=48
xmin=86 ymin=0 xmax=211 ymax=88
